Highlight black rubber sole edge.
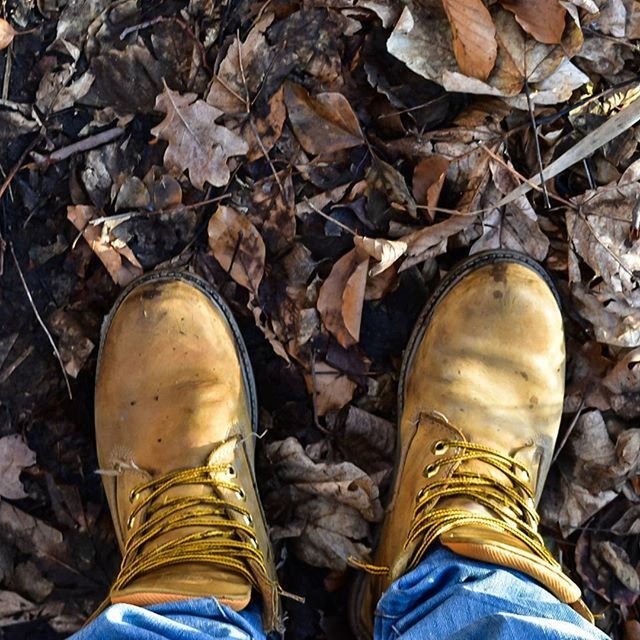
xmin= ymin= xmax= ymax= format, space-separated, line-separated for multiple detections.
xmin=348 ymin=249 xmax=561 ymax=640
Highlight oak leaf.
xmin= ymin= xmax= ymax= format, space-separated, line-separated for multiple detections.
xmin=442 ymin=0 xmax=497 ymax=80
xmin=151 ymin=86 xmax=248 ymax=190
xmin=207 ymin=205 xmax=265 ymax=294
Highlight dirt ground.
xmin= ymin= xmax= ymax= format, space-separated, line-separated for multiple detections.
xmin=0 ymin=0 xmax=640 ymax=637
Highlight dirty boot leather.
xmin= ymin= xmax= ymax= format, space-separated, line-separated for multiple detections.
xmin=351 ymin=251 xmax=592 ymax=638
xmin=95 ymin=272 xmax=281 ymax=631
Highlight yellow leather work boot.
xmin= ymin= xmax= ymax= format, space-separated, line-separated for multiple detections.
xmin=95 ymin=271 xmax=281 ymax=631
xmin=350 ymin=250 xmax=592 ymax=638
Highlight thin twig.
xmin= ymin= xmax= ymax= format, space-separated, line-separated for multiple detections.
xmin=304 ymin=197 xmax=356 ymax=235
xmin=89 ymin=193 xmax=231 ymax=227
xmin=524 ymin=81 xmax=551 ymax=209
xmin=0 ymin=345 xmax=33 ymax=385
xmin=552 ymin=389 xmax=590 ymax=465
xmin=0 ymin=133 xmax=41 ymax=203
xmin=31 ymin=127 xmax=124 ymax=168
xmin=8 ymin=243 xmax=72 ymax=399
xmin=2 ymin=40 xmax=12 ymax=101
xmin=236 ymin=29 xmax=285 ymax=195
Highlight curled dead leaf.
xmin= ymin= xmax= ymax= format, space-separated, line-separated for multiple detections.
xmin=0 ymin=19 xmax=17 ymax=50
xmin=354 ymin=236 xmax=407 ymax=276
xmin=317 ymin=249 xmax=369 ymax=348
xmin=412 ymin=155 xmax=450 ymax=220
xmin=207 ymin=205 xmax=265 ymax=294
xmin=284 ymin=82 xmax=364 ymax=155
xmin=307 ymin=360 xmax=357 ymax=416
xmin=67 ymin=205 xmax=143 ymax=286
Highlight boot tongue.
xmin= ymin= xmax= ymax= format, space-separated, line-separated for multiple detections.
xmin=111 ymin=440 xmax=254 ymax=610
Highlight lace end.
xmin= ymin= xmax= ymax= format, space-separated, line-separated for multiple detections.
xmin=278 ymin=586 xmax=305 ymax=603
xmin=347 ymin=556 xmax=390 ymax=575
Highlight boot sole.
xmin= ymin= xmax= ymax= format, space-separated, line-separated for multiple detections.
xmin=348 ymin=249 xmax=561 ymax=640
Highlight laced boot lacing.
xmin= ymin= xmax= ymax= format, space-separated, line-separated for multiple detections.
xmin=355 ymin=427 xmax=560 ymax=576
xmin=92 ymin=436 xmax=271 ymax=615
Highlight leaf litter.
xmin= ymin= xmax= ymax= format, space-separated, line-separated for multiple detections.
xmin=1 ymin=0 xmax=640 ymax=636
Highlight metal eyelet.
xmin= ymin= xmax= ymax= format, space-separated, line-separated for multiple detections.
xmin=416 ymin=487 xmax=426 ymax=502
xmin=236 ymin=488 xmax=246 ymax=501
xmin=244 ymin=514 xmax=254 ymax=526
xmin=249 ymin=537 xmax=259 ymax=549
xmin=127 ymin=514 xmax=136 ymax=529
xmin=423 ymin=463 xmax=439 ymax=478
xmin=129 ymin=489 xmax=139 ymax=503
xmin=228 ymin=465 xmax=236 ymax=477
xmin=432 ymin=440 xmax=449 ymax=455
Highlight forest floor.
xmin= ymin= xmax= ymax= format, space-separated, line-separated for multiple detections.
xmin=1 ymin=0 xmax=640 ymax=637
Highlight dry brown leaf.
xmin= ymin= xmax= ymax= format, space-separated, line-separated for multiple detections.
xmin=389 ymin=5 xmax=586 ymax=103
xmin=500 ymin=0 xmax=567 ymax=44
xmin=207 ymin=205 xmax=265 ymax=294
xmin=67 ymin=205 xmax=143 ymax=286
xmin=569 ymin=182 xmax=640 ymax=293
xmin=412 ymin=155 xmax=450 ymax=220
xmin=265 ymin=436 xmax=383 ymax=569
xmin=366 ymin=156 xmax=417 ymax=219
xmin=343 ymin=257 xmax=369 ymax=342
xmin=284 ymin=82 xmax=364 ymax=155
xmin=48 ymin=309 xmax=95 ymax=378
xmin=317 ymin=249 xmax=369 ymax=348
xmin=244 ymin=86 xmax=287 ymax=162
xmin=0 ymin=435 xmax=36 ymax=500
xmin=206 ymin=14 xmax=275 ymax=114
xmin=250 ymin=172 xmax=296 ymax=253
xmin=442 ymin=0 xmax=497 ymax=80
xmin=0 ymin=19 xmax=16 ymax=50
xmin=354 ymin=236 xmax=408 ymax=276
xmin=308 ymin=360 xmax=357 ymax=416
xmin=151 ymin=86 xmax=247 ymax=190
xmin=470 ymin=162 xmax=549 ymax=260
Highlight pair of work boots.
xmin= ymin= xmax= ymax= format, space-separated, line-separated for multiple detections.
xmin=93 ymin=251 xmax=592 ymax=636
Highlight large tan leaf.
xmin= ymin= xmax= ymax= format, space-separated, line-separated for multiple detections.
xmin=500 ymin=0 xmax=567 ymax=44
xmin=284 ymin=82 xmax=364 ymax=155
xmin=442 ymin=0 xmax=497 ymax=80
xmin=388 ymin=5 xmax=586 ymax=103
xmin=305 ymin=361 xmax=358 ymax=416
xmin=151 ymin=86 xmax=248 ymax=190
xmin=207 ymin=205 xmax=266 ymax=294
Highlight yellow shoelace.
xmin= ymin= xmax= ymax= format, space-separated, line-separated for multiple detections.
xmin=109 ymin=462 xmax=268 ymax=594
xmin=354 ymin=437 xmax=559 ymax=576
xmin=404 ymin=439 xmax=558 ymax=572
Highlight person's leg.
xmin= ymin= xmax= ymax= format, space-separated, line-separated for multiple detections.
xmin=70 ymin=599 xmax=265 ymax=640
xmin=375 ymin=547 xmax=608 ymax=640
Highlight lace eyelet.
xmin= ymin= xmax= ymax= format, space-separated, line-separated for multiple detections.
xmin=415 ymin=487 xmax=426 ymax=502
xmin=432 ymin=440 xmax=448 ymax=455
xmin=244 ymin=514 xmax=254 ymax=526
xmin=129 ymin=489 xmax=139 ymax=503
xmin=423 ymin=463 xmax=439 ymax=478
xmin=127 ymin=514 xmax=136 ymax=529
xmin=250 ymin=537 xmax=259 ymax=549
xmin=236 ymin=488 xmax=246 ymax=501
xmin=228 ymin=465 xmax=236 ymax=477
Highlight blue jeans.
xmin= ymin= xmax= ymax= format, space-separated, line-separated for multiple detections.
xmin=70 ymin=548 xmax=608 ymax=639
